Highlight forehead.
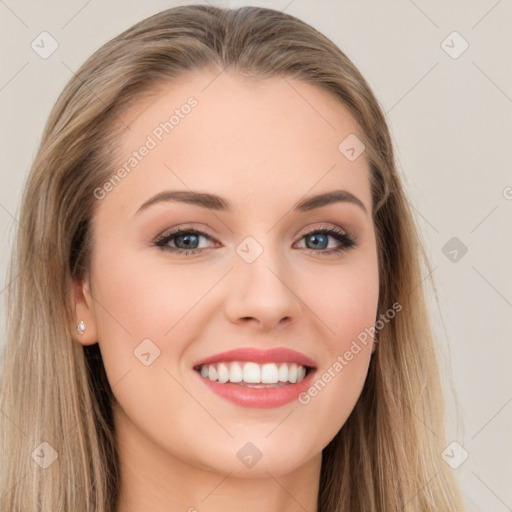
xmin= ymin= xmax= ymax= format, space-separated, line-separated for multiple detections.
xmin=99 ymin=70 xmax=372 ymax=220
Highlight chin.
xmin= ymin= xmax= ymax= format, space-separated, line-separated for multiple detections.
xmin=190 ymin=434 xmax=321 ymax=478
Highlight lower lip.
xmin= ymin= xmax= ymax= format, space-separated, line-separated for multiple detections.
xmin=195 ymin=369 xmax=316 ymax=408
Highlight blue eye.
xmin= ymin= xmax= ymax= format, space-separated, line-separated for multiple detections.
xmin=305 ymin=232 xmax=331 ymax=250
xmin=171 ymin=232 xmax=200 ymax=249
xmin=298 ymin=227 xmax=356 ymax=254
xmin=154 ymin=228 xmax=214 ymax=255
xmin=153 ymin=225 xmax=356 ymax=256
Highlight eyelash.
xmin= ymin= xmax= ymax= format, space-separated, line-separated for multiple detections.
xmin=153 ymin=225 xmax=356 ymax=256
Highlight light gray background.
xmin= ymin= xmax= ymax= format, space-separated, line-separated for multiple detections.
xmin=1 ymin=1 xmax=511 ymax=510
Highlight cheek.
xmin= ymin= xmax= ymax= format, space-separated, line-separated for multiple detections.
xmin=91 ymin=244 xmax=215 ymax=344
xmin=89 ymin=242 xmax=233 ymax=430
xmin=89 ymin=248 xmax=214 ymax=453
xmin=309 ymin=266 xmax=378 ymax=386
xmin=291 ymin=256 xmax=379 ymax=444
xmin=302 ymin=256 xmax=380 ymax=347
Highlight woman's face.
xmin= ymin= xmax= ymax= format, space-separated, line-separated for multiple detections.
xmin=76 ymin=70 xmax=379 ymax=478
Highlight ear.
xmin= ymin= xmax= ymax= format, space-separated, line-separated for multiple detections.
xmin=71 ymin=275 xmax=99 ymax=346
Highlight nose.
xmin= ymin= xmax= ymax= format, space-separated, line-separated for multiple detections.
xmin=224 ymin=245 xmax=302 ymax=332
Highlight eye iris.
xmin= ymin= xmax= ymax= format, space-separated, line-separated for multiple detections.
xmin=175 ymin=233 xmax=199 ymax=249
xmin=306 ymin=233 xmax=328 ymax=250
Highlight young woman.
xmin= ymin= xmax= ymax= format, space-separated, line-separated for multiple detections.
xmin=0 ymin=5 xmax=465 ymax=511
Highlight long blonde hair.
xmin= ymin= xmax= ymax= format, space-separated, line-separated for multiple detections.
xmin=0 ymin=5 xmax=464 ymax=511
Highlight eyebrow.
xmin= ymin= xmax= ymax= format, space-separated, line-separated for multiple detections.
xmin=134 ymin=189 xmax=368 ymax=216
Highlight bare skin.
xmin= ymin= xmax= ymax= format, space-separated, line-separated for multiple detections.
xmin=72 ymin=70 xmax=379 ymax=512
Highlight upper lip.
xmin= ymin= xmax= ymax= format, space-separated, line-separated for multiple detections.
xmin=193 ymin=347 xmax=317 ymax=369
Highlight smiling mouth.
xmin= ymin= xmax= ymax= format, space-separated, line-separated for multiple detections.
xmin=194 ymin=361 xmax=313 ymax=387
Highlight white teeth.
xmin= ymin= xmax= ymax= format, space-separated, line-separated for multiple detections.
xmin=289 ymin=363 xmax=298 ymax=383
xmin=197 ymin=361 xmax=309 ymax=385
xmin=208 ymin=364 xmax=218 ymax=381
xmin=278 ymin=363 xmax=288 ymax=382
xmin=243 ymin=362 xmax=261 ymax=383
xmin=217 ymin=362 xmax=229 ymax=383
xmin=229 ymin=362 xmax=243 ymax=383
xmin=261 ymin=363 xmax=279 ymax=384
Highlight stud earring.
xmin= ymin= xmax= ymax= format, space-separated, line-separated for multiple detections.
xmin=76 ymin=320 xmax=85 ymax=335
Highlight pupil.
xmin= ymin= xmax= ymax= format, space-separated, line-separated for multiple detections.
xmin=306 ymin=234 xmax=327 ymax=250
